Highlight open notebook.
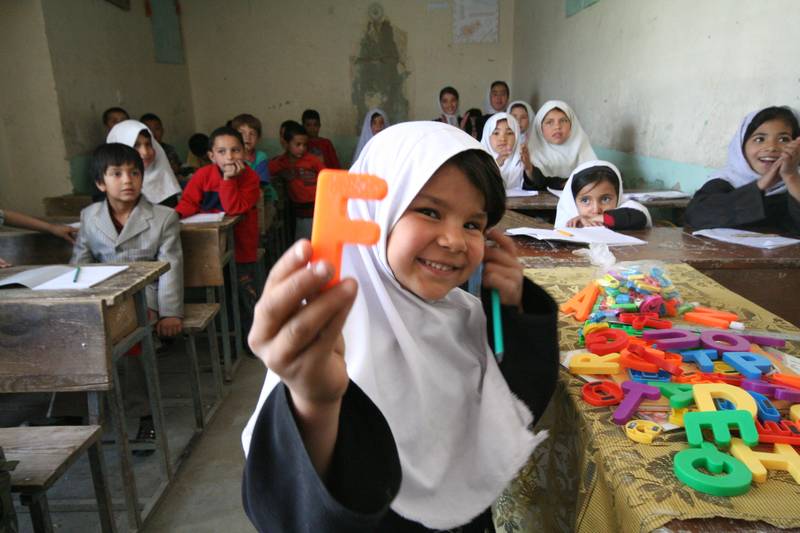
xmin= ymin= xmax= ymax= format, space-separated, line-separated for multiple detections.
xmin=693 ymin=228 xmax=800 ymax=249
xmin=0 ymin=265 xmax=129 ymax=290
xmin=180 ymin=212 xmax=226 ymax=224
xmin=506 ymin=226 xmax=646 ymax=246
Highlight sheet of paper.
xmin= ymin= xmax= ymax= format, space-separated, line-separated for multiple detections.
xmin=505 ymin=188 xmax=539 ymax=198
xmin=0 ymin=265 xmax=74 ymax=289
xmin=626 ymin=190 xmax=689 ymax=201
xmin=546 ymin=187 xmax=562 ymax=198
xmin=33 ymin=265 xmax=129 ymax=290
xmin=692 ymin=228 xmax=800 ymax=249
xmin=506 ymin=226 xmax=646 ymax=246
xmin=180 ymin=212 xmax=226 ymax=224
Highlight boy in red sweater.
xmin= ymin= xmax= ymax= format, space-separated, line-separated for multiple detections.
xmin=268 ymin=122 xmax=325 ymax=241
xmin=302 ymin=109 xmax=340 ymax=169
xmin=176 ymin=126 xmax=261 ymax=348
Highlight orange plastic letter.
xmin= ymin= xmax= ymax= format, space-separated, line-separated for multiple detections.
xmin=559 ymin=282 xmax=600 ymax=321
xmin=310 ymin=170 xmax=388 ymax=289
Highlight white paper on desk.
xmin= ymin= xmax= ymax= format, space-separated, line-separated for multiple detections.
xmin=0 ymin=265 xmax=74 ymax=289
xmin=692 ymin=228 xmax=800 ymax=249
xmin=626 ymin=190 xmax=689 ymax=201
xmin=505 ymin=188 xmax=539 ymax=198
xmin=506 ymin=226 xmax=646 ymax=246
xmin=33 ymin=265 xmax=129 ymax=290
xmin=180 ymin=212 xmax=225 ymax=224
xmin=546 ymin=187 xmax=562 ymax=198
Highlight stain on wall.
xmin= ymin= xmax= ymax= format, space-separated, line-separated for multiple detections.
xmin=351 ymin=3 xmax=410 ymax=131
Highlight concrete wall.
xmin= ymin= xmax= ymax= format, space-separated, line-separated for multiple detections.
xmin=512 ymin=0 xmax=800 ymax=192
xmin=182 ymin=0 xmax=514 ymax=165
xmin=0 ymin=1 xmax=71 ymax=215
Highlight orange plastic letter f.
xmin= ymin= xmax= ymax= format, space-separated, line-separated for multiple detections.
xmin=310 ymin=170 xmax=388 ymax=289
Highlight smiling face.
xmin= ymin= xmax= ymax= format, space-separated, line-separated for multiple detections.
xmin=744 ymin=118 xmax=795 ymax=176
xmin=387 ymin=163 xmax=488 ymax=301
xmin=440 ymin=92 xmax=458 ymax=115
xmin=541 ymin=108 xmax=572 ymax=145
xmin=575 ymin=179 xmax=618 ymax=217
xmin=489 ymin=119 xmax=516 ymax=155
xmin=134 ymin=132 xmax=155 ymax=168
xmin=98 ymin=162 xmax=143 ymax=205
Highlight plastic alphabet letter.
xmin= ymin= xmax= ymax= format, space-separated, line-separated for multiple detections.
xmin=673 ymin=442 xmax=752 ymax=496
xmin=693 ymin=383 xmax=757 ymax=416
xmin=729 ymin=438 xmax=800 ymax=484
xmin=721 ymin=352 xmax=772 ymax=380
xmin=684 ymin=409 xmax=759 ymax=449
xmin=612 ymin=381 xmax=661 ymax=425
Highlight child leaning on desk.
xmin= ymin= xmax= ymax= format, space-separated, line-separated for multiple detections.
xmin=0 ymin=209 xmax=77 ymax=267
xmin=70 ymin=142 xmax=184 ymax=451
xmin=241 ymin=122 xmax=559 ymax=532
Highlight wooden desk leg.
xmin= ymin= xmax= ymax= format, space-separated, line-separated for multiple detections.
xmin=184 ymin=334 xmax=205 ymax=430
xmin=108 ymin=365 xmax=142 ymax=530
xmin=206 ymin=318 xmax=224 ymax=399
xmin=227 ymin=257 xmax=245 ymax=362
xmin=20 ymin=492 xmax=53 ymax=533
xmin=133 ymin=291 xmax=173 ymax=481
xmin=86 ymin=392 xmax=117 ymax=533
xmin=208 ymin=287 xmax=233 ymax=381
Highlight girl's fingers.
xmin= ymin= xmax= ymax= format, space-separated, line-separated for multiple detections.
xmin=485 ymin=227 xmax=518 ymax=257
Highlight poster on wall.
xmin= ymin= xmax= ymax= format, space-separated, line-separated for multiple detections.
xmin=453 ymin=0 xmax=498 ymax=44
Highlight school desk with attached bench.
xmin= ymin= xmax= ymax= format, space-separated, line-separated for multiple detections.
xmin=498 ymin=211 xmax=800 ymax=327
xmin=494 ymin=264 xmax=800 ymax=533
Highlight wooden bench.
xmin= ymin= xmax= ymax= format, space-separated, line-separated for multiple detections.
xmin=0 ymin=426 xmax=115 ymax=533
xmin=181 ymin=303 xmax=224 ymax=430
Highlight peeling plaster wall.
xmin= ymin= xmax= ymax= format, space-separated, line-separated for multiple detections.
xmin=512 ymin=0 xmax=800 ymax=190
xmin=182 ymin=0 xmax=514 ymax=161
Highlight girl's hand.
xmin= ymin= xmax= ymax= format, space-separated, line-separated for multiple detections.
xmin=0 ymin=257 xmax=10 ymax=268
xmin=757 ymin=158 xmax=782 ymax=191
xmin=482 ymin=228 xmax=523 ymax=309
xmin=778 ymin=139 xmax=800 ymax=181
xmin=520 ymin=144 xmax=533 ymax=175
xmin=50 ymin=224 xmax=77 ymax=244
xmin=459 ymin=114 xmax=470 ymax=130
xmin=156 ymin=317 xmax=183 ymax=337
xmin=566 ymin=215 xmax=604 ymax=228
xmin=248 ymin=240 xmax=357 ymax=412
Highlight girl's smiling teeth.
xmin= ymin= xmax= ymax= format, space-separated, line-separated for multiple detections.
xmin=418 ymin=257 xmax=458 ymax=272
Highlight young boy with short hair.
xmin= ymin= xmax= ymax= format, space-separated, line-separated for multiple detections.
xmin=102 ymin=106 xmax=129 ymax=133
xmin=267 ymin=122 xmax=324 ymax=241
xmin=231 ymin=114 xmax=270 ymax=185
xmin=140 ymin=112 xmax=182 ymax=174
xmin=301 ymin=109 xmax=341 ymax=169
xmin=72 ymin=142 xmax=184 ymax=449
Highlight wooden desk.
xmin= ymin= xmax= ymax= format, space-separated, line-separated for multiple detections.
xmin=506 ymin=190 xmax=691 ymax=212
xmin=0 ymin=226 xmax=74 ymax=266
xmin=499 ymin=211 xmax=800 ymax=326
xmin=496 ymin=264 xmax=800 ymax=533
xmin=0 ymin=262 xmax=170 ymax=531
xmin=180 ymin=216 xmax=244 ymax=380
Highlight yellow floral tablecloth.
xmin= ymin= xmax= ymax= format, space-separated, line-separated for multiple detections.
xmin=494 ymin=264 xmax=800 ymax=533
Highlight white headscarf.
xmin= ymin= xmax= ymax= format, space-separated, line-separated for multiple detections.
xmin=481 ymin=113 xmax=524 ymax=190
xmin=707 ymin=106 xmax=800 ymax=197
xmin=242 ymin=121 xmax=544 ymax=529
xmin=555 ymin=160 xmax=652 ymax=228
xmin=507 ymin=100 xmax=534 ymax=144
xmin=106 ymin=120 xmax=181 ymax=205
xmin=437 ymin=87 xmax=460 ymax=126
xmin=528 ymin=100 xmax=597 ymax=178
xmin=483 ymin=81 xmax=511 ymax=115
xmin=352 ymin=108 xmax=389 ymax=163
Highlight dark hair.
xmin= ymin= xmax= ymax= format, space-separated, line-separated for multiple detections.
xmin=102 ymin=107 xmax=129 ymax=125
xmin=370 ymin=112 xmax=384 ymax=124
xmin=283 ymin=121 xmax=307 ymax=142
xmin=442 ymin=149 xmax=506 ymax=228
xmin=208 ymin=126 xmax=244 ymax=150
xmin=509 ymin=103 xmax=528 ymax=115
xmin=91 ymin=143 xmax=144 ymax=184
xmin=188 ymin=133 xmax=209 ymax=157
xmin=139 ymin=112 xmax=161 ymax=124
xmin=439 ymin=86 xmax=459 ymax=102
xmin=280 ymin=119 xmax=298 ymax=133
xmin=571 ymin=165 xmax=619 ymax=199
xmin=463 ymin=108 xmax=483 ymax=137
xmin=301 ymin=109 xmax=321 ymax=123
xmin=136 ymin=129 xmax=152 ymax=141
xmin=490 ymin=81 xmax=509 ymax=95
xmin=743 ymin=106 xmax=800 ymax=148
xmin=231 ymin=113 xmax=262 ymax=137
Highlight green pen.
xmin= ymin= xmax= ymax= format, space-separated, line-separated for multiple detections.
xmin=72 ymin=266 xmax=81 ymax=283
xmin=491 ymin=289 xmax=504 ymax=363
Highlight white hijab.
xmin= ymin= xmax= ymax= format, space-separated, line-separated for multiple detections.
xmin=507 ymin=100 xmax=534 ymax=144
xmin=481 ymin=113 xmax=524 ymax=190
xmin=707 ymin=106 xmax=800 ymax=197
xmin=437 ymin=88 xmax=460 ymax=126
xmin=555 ymin=160 xmax=652 ymax=228
xmin=352 ymin=108 xmax=389 ymax=163
xmin=528 ymin=100 xmax=597 ymax=178
xmin=106 ymin=120 xmax=181 ymax=205
xmin=242 ymin=121 xmax=544 ymax=529
xmin=483 ymin=82 xmax=510 ymax=115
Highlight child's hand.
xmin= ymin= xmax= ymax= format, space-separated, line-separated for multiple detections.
xmin=50 ymin=224 xmax=77 ymax=244
xmin=566 ymin=215 xmax=604 ymax=228
xmin=248 ymin=240 xmax=357 ymax=413
xmin=482 ymin=228 xmax=523 ymax=309
xmin=520 ymin=144 xmax=533 ymax=174
xmin=459 ymin=114 xmax=470 ymax=130
xmin=757 ymin=158 xmax=782 ymax=191
xmin=779 ymin=139 xmax=800 ymax=181
xmin=0 ymin=257 xmax=10 ymax=268
xmin=222 ymin=160 xmax=246 ymax=179
xmin=156 ymin=317 xmax=183 ymax=337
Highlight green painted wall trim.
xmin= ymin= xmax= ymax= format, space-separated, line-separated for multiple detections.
xmin=593 ymin=147 xmax=714 ymax=194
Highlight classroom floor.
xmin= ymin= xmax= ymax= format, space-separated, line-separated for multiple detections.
xmin=5 ymin=338 xmax=265 ymax=533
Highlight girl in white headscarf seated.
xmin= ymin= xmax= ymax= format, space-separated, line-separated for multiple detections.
xmin=481 ymin=112 xmax=527 ymax=190
xmin=507 ymin=100 xmax=534 ymax=145
xmin=685 ymin=106 xmax=800 ymax=235
xmin=241 ymin=122 xmax=558 ymax=532
xmin=106 ymin=119 xmax=182 ymax=207
xmin=555 ymin=160 xmax=652 ymax=230
xmin=352 ymin=108 xmax=389 ymax=163
xmin=433 ymin=86 xmax=461 ymax=126
xmin=526 ymin=100 xmax=597 ymax=191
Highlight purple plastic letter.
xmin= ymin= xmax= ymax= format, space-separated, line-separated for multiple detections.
xmin=613 ymin=381 xmax=661 ymax=425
